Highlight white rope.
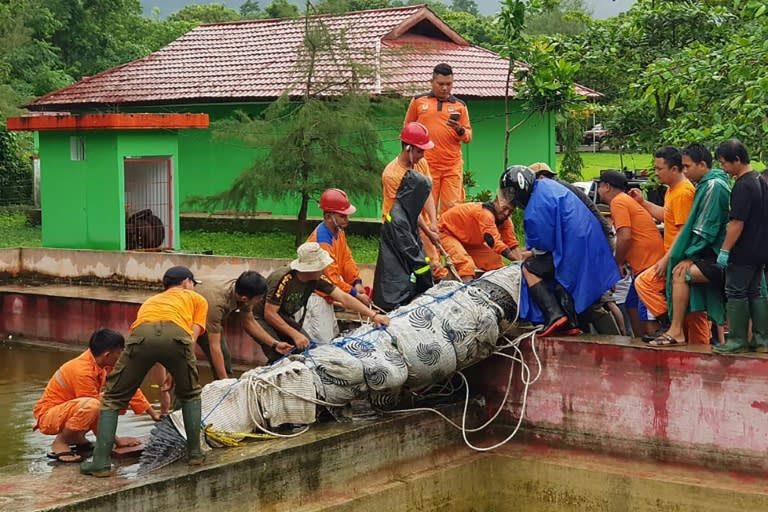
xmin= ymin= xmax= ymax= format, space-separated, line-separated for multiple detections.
xmin=382 ymin=328 xmax=541 ymax=452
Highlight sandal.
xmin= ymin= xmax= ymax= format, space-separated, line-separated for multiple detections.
xmin=648 ymin=333 xmax=686 ymax=347
xmin=47 ymin=450 xmax=83 ymax=463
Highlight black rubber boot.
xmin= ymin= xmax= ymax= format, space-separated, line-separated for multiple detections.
xmin=750 ymin=297 xmax=768 ymax=352
xmin=80 ymin=409 xmax=118 ymax=477
xmin=181 ymin=398 xmax=205 ymax=465
xmin=529 ymin=282 xmax=568 ymax=336
xmin=713 ymin=299 xmax=750 ymax=354
xmin=553 ymin=283 xmax=580 ymax=335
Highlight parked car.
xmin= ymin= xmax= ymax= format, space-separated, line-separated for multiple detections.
xmin=583 ymin=123 xmax=608 ymax=145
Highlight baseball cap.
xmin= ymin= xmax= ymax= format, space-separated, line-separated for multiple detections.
xmin=162 ymin=266 xmax=200 ymax=289
xmin=598 ymin=170 xmax=628 ymax=191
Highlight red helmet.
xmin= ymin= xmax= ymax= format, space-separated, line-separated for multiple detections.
xmin=400 ymin=122 xmax=435 ymax=150
xmin=319 ymin=188 xmax=356 ymax=215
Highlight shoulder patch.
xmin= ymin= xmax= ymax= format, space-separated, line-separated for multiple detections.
xmin=315 ymin=223 xmax=335 ymax=245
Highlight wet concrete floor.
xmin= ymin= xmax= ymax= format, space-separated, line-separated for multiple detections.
xmin=0 ymin=341 xmax=213 ymax=471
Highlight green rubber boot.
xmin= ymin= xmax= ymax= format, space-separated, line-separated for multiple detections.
xmin=713 ymin=299 xmax=751 ymax=354
xmin=181 ymin=398 xmax=205 ymax=465
xmin=750 ymin=297 xmax=768 ymax=352
xmin=80 ymin=409 xmax=118 ymax=477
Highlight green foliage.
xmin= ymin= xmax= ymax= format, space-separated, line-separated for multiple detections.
xmin=239 ymin=0 xmax=262 ymax=19
xmin=264 ymin=0 xmax=299 ymax=18
xmin=195 ymin=12 xmax=397 ymax=246
xmin=557 ymin=113 xmax=583 ymax=182
xmin=0 ymin=211 xmax=40 ymax=247
xmin=525 ymin=0 xmax=589 ymax=36
xmin=181 ymin=229 xmax=380 ymax=263
xmin=167 ymin=3 xmax=241 ymax=24
xmin=0 ymin=129 xmax=32 ymax=206
xmin=451 ymin=0 xmax=479 ymax=16
xmin=554 ymin=0 xmax=768 ymax=160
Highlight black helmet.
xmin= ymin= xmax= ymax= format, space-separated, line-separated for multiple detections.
xmin=499 ymin=165 xmax=535 ymax=208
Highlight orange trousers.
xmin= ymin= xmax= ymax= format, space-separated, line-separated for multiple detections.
xmin=35 ymin=397 xmax=100 ymax=435
xmin=634 ymin=266 xmax=712 ymax=344
xmin=439 ymin=232 xmax=503 ymax=278
xmin=431 ymin=170 xmax=464 ymax=214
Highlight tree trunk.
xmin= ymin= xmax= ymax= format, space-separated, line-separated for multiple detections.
xmin=295 ymin=191 xmax=310 ymax=248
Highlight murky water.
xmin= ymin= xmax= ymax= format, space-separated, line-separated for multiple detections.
xmin=0 ymin=343 xmax=212 ymax=472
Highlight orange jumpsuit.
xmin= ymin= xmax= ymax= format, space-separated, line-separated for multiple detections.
xmin=404 ymin=93 xmax=472 ymax=212
xmin=33 ymin=349 xmax=151 ymax=435
xmin=634 ymin=179 xmax=710 ymax=342
xmin=382 ymin=156 xmax=443 ymax=276
xmin=308 ymin=222 xmax=361 ymax=295
xmin=438 ymin=202 xmax=519 ymax=278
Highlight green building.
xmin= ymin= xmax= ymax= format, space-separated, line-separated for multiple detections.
xmin=8 ymin=5 xmax=596 ymax=251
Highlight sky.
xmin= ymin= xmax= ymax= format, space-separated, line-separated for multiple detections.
xmin=142 ymin=0 xmax=635 ymax=20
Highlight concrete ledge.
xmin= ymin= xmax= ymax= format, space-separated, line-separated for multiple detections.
xmin=0 ymin=409 xmax=472 ymax=512
xmin=0 ymin=247 xmax=374 ymax=289
xmin=471 ymin=334 xmax=768 ymax=473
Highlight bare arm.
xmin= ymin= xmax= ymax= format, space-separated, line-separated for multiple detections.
xmin=191 ymin=324 xmax=203 ymax=343
xmin=264 ymin=302 xmax=308 ymax=349
xmin=643 ymin=201 xmax=665 ymax=221
xmin=614 ymin=227 xmax=632 ymax=275
xmin=721 ymin=219 xmax=745 ymax=252
xmin=205 ymin=332 xmax=228 ymax=380
xmin=241 ymin=313 xmax=293 ymax=355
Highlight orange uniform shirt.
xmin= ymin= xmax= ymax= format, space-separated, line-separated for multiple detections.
xmin=382 ymin=157 xmax=432 ymax=219
xmin=610 ymin=192 xmax=665 ymax=274
xmin=307 ymin=222 xmax=361 ymax=295
xmin=662 ymin=179 xmax=695 ymax=251
xmin=438 ymin=202 xmax=518 ymax=254
xmin=404 ymin=94 xmax=472 ymax=176
xmin=131 ymin=287 xmax=208 ymax=337
xmin=33 ymin=349 xmax=151 ymax=424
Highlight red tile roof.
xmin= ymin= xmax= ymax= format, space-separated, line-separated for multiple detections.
xmin=27 ymin=5 xmax=600 ymax=110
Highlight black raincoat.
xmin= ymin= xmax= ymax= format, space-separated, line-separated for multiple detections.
xmin=373 ymin=169 xmax=434 ymax=311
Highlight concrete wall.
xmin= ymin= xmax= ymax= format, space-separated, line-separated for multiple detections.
xmin=471 ymin=336 xmax=768 ymax=473
xmin=0 ymin=247 xmax=374 ymax=286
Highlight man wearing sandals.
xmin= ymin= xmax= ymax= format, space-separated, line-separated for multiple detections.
xmin=713 ymin=140 xmax=768 ymax=353
xmin=644 ymin=144 xmax=730 ymax=347
xmin=33 ymin=328 xmax=160 ymax=463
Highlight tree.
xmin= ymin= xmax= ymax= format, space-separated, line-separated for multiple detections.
xmin=168 ymin=4 xmax=242 ymax=24
xmin=240 ymin=0 xmax=263 ymax=19
xmin=196 ymin=7 xmax=393 ymax=246
xmin=451 ymin=0 xmax=479 ymax=16
xmin=496 ymin=0 xmax=580 ymax=168
xmin=0 ymin=128 xmax=32 ymax=206
xmin=264 ymin=0 xmax=300 ymax=19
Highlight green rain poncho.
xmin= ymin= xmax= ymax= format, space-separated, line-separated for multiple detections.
xmin=666 ymin=169 xmax=730 ymax=325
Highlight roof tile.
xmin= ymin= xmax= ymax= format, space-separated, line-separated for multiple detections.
xmin=28 ymin=5 xmax=599 ymax=109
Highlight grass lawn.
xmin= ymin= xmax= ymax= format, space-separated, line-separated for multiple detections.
xmin=0 ymin=211 xmax=380 ymax=264
xmin=557 ymin=151 xmax=652 ymax=180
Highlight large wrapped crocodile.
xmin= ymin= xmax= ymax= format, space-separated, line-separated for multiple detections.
xmin=139 ymin=265 xmax=523 ymax=473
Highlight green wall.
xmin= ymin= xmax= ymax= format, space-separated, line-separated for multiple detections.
xmin=38 ymin=130 xmax=179 ymax=250
xmin=136 ymin=99 xmax=555 ymax=219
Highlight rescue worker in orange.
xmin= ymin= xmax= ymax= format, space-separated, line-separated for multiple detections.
xmin=80 ymin=266 xmax=208 ymax=477
xmin=33 ymin=328 xmax=160 ymax=463
xmin=304 ymin=188 xmax=372 ymax=341
xmin=382 ymin=121 xmax=444 ymax=278
xmin=438 ymin=193 xmax=522 ymax=282
xmin=404 ymin=62 xmax=472 ymax=213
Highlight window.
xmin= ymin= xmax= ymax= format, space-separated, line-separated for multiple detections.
xmin=70 ymin=136 xmax=86 ymax=161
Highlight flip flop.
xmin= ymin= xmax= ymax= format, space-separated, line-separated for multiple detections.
xmin=71 ymin=442 xmax=94 ymax=452
xmin=47 ymin=450 xmax=83 ymax=463
xmin=649 ymin=333 xmax=686 ymax=347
